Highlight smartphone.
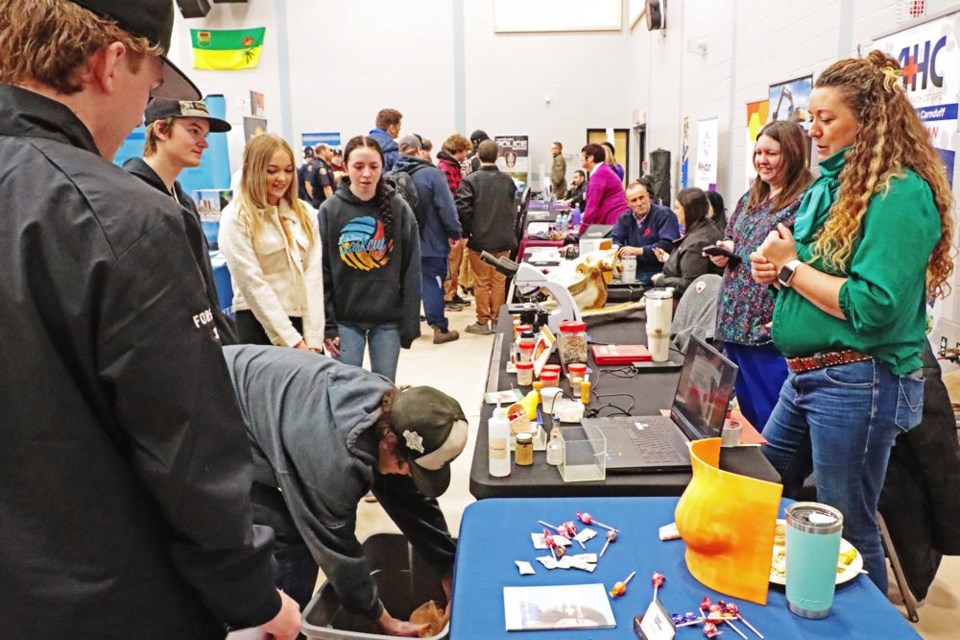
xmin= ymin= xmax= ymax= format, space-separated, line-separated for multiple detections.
xmin=702 ymin=245 xmax=736 ymax=259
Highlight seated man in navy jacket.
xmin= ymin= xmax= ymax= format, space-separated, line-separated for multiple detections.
xmin=610 ymin=178 xmax=680 ymax=285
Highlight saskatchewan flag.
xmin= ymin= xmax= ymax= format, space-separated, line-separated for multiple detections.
xmin=191 ymin=28 xmax=266 ymax=70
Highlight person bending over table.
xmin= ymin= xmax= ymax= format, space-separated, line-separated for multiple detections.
xmin=750 ymin=51 xmax=954 ymax=592
xmin=611 ymin=178 xmax=680 ymax=285
xmin=650 ymin=187 xmax=722 ymax=296
xmin=708 ymin=121 xmax=811 ymax=431
xmin=223 ymin=344 xmax=467 ymax=637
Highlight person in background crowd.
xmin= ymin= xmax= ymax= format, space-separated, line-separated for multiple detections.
xmin=0 ymin=1 xmax=300 ymax=638
xmin=601 ymin=141 xmax=625 ymax=182
xmin=610 ymin=179 xmax=680 ymax=286
xmin=550 ymin=141 xmax=567 ymax=198
xmin=319 ymin=135 xmax=421 ymax=381
xmin=456 ymin=140 xmax=518 ymax=335
xmin=330 ymin=148 xmax=346 ymax=186
xmin=395 ymin=135 xmax=462 ymax=344
xmin=124 ymin=97 xmax=238 ymax=344
xmin=219 ymin=133 xmax=325 ymax=352
xmin=706 ymin=189 xmax=728 ymax=233
xmin=579 ymin=143 xmax=629 ymax=232
xmin=309 ymin=143 xmax=335 ymax=209
xmin=224 ymin=344 xmax=465 ymax=637
xmin=650 ymin=187 xmax=723 ymax=296
xmin=369 ymin=107 xmax=403 ymax=172
xmin=750 ymin=51 xmax=954 ymax=592
xmin=298 ymin=145 xmax=317 ymax=202
xmin=708 ymin=121 xmax=811 ymax=431
xmin=419 ymin=137 xmax=434 ymax=163
xmin=468 ymin=129 xmax=490 ymax=173
xmin=438 ymin=133 xmax=474 ymax=310
xmin=563 ymin=169 xmax=587 ymax=209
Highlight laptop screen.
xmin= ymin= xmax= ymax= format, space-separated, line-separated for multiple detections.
xmin=669 ymin=335 xmax=739 ymax=441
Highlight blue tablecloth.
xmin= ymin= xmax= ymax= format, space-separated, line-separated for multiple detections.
xmin=209 ymin=251 xmax=234 ymax=316
xmin=451 ymin=497 xmax=919 ymax=639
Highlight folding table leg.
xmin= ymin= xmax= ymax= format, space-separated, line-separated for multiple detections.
xmin=877 ymin=511 xmax=920 ymax=623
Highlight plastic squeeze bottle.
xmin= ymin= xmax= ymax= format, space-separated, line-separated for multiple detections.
xmin=489 ymin=405 xmax=511 ymax=477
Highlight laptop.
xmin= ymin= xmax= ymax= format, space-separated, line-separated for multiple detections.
xmin=582 ymin=335 xmax=738 ymax=473
xmin=580 ymin=224 xmax=614 ymax=239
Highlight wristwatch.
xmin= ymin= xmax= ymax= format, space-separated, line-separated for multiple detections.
xmin=777 ymin=259 xmax=802 ymax=287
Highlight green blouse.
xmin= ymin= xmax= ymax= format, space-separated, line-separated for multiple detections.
xmin=771 ymin=148 xmax=940 ymax=374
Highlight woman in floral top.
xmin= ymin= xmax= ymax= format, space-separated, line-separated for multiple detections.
xmin=707 ymin=121 xmax=811 ymax=430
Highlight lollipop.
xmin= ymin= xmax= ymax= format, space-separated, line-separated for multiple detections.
xmin=542 ymin=529 xmax=557 ymax=560
xmin=724 ymin=602 xmax=763 ymax=639
xmin=702 ymin=621 xmax=721 ymax=638
xmin=651 ymin=571 xmax=666 ymax=601
xmin=608 ymin=571 xmax=636 ymax=598
xmin=599 ymin=529 xmax=618 ymax=558
xmin=576 ymin=510 xmax=618 ymax=532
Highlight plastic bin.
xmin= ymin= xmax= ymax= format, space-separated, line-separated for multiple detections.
xmin=301 ymin=533 xmax=449 ymax=640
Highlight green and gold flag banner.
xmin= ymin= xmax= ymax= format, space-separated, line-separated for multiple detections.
xmin=191 ymin=27 xmax=266 ymax=70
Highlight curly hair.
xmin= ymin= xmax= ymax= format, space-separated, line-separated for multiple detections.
xmin=0 ymin=0 xmax=162 ymax=94
xmin=813 ymin=50 xmax=954 ymax=298
xmin=344 ymin=135 xmax=395 ymax=242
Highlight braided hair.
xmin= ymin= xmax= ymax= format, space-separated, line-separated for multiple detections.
xmin=343 ymin=135 xmax=394 ymax=242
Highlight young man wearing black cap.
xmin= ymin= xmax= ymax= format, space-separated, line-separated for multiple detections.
xmin=223 ymin=344 xmax=466 ymax=638
xmin=0 ymin=2 xmax=300 ymax=639
xmin=125 ymin=97 xmax=238 ymax=344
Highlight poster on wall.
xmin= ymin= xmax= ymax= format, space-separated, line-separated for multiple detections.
xmin=302 ymin=132 xmax=342 ymax=149
xmin=768 ymin=75 xmax=812 ymax=130
xmin=744 ymin=100 xmax=770 ymax=190
xmin=193 ymin=189 xmax=233 ymax=222
xmin=250 ymin=91 xmax=265 ymax=118
xmin=695 ymin=118 xmax=719 ymax=191
xmin=680 ymin=117 xmax=690 ymax=190
xmin=243 ymin=116 xmax=267 ymax=142
xmin=874 ymin=12 xmax=960 ymax=187
xmin=495 ymin=135 xmax=529 ymax=187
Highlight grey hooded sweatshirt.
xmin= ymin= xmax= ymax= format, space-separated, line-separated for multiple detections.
xmin=222 ymin=345 xmax=456 ymax=620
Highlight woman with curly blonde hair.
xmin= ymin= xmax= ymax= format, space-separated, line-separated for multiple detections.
xmin=750 ymin=50 xmax=954 ymax=592
xmin=220 ymin=133 xmax=325 ymax=351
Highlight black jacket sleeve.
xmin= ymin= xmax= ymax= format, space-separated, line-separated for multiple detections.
xmin=455 ymin=178 xmax=475 ymax=239
xmin=97 ymin=215 xmax=280 ymax=629
xmin=319 ymin=206 xmax=339 ymax=338
xmin=372 ymin=474 xmax=456 ymax=574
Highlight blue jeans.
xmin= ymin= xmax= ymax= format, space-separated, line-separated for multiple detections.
xmin=338 ymin=322 xmax=401 ymax=381
xmin=723 ymin=341 xmax=788 ymax=432
xmin=422 ymin=257 xmax=449 ymax=331
xmin=762 ymin=358 xmax=924 ymax=592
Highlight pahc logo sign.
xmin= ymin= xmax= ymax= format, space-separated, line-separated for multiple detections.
xmin=898 ymin=36 xmax=947 ymax=92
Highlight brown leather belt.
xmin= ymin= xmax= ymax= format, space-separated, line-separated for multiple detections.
xmin=786 ymin=349 xmax=872 ymax=374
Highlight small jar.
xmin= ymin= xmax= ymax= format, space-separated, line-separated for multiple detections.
xmin=516 ymin=324 xmax=533 ymax=340
xmin=515 ymin=432 xmax=534 ymax=466
xmin=558 ymin=320 xmax=588 ymax=365
xmin=541 ymin=364 xmax=562 ymax=378
xmin=539 ymin=370 xmax=560 ymax=387
xmin=515 ymin=361 xmax=534 ymax=386
xmin=517 ymin=339 xmax=535 ymax=363
xmin=567 ymin=363 xmax=587 ymax=384
xmin=546 ymin=430 xmax=564 ymax=466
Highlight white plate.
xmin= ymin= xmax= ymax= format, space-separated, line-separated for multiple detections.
xmin=769 ymin=519 xmax=864 ymax=585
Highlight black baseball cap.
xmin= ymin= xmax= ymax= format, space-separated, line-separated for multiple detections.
xmin=69 ymin=0 xmax=202 ymax=101
xmin=145 ymin=98 xmax=232 ymax=132
xmin=391 ymin=387 xmax=468 ymax=498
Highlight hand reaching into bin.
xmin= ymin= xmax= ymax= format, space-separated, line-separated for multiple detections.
xmin=259 ymin=589 xmax=302 ymax=640
xmin=378 ymin=609 xmax=428 ymax=637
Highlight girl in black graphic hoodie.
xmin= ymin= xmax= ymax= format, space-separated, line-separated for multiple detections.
xmin=318 ymin=135 xmax=421 ymax=381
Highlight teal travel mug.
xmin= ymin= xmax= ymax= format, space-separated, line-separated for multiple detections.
xmin=785 ymin=502 xmax=843 ymax=619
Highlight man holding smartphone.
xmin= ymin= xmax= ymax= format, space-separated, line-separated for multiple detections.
xmin=610 ymin=178 xmax=680 ymax=285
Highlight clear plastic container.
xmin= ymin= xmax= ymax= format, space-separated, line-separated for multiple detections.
xmin=539 ymin=370 xmax=559 ymax=387
xmin=515 ymin=361 xmax=534 ymax=386
xmin=557 ymin=423 xmax=607 ymax=483
xmin=558 ymin=320 xmax=588 ymax=365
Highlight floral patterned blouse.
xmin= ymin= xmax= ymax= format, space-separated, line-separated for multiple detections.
xmin=714 ymin=192 xmax=803 ymax=345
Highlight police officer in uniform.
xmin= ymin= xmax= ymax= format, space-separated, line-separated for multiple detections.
xmin=0 ymin=1 xmax=300 ymax=638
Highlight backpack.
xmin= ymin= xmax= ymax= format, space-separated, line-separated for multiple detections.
xmin=384 ymin=164 xmax=426 ymax=224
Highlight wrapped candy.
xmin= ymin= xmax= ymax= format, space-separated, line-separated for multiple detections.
xmin=724 ymin=602 xmax=763 ymax=638
xmin=599 ymin=529 xmax=618 ymax=558
xmin=703 ymin=621 xmax=722 ymax=638
xmin=608 ymin=571 xmax=636 ymax=598
xmin=542 ymin=529 xmax=557 ymax=560
xmin=555 ymin=544 xmax=566 ymax=559
xmin=651 ymin=571 xmax=666 ymax=601
xmin=577 ymin=510 xmax=617 ymax=532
